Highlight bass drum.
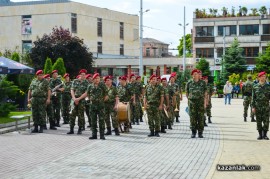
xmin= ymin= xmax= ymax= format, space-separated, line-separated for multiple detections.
xmin=117 ymin=102 xmax=130 ymax=122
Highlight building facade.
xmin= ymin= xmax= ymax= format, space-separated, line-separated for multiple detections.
xmin=193 ymin=12 xmax=270 ymax=76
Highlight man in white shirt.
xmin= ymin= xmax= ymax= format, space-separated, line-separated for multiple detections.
xmin=223 ymin=81 xmax=233 ymax=105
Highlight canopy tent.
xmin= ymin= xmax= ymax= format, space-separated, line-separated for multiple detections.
xmin=0 ymin=56 xmax=34 ymax=74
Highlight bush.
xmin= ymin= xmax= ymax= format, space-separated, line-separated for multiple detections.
xmin=0 ymin=103 xmax=16 ymax=117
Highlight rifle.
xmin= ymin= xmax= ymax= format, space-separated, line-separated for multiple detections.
xmin=51 ymin=82 xmax=63 ymax=96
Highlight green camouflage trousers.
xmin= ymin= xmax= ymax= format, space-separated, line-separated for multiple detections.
xmin=104 ymin=103 xmax=118 ymax=129
xmin=255 ymin=102 xmax=269 ymax=131
xmin=85 ymin=103 xmax=91 ymax=126
xmin=51 ymin=96 xmax=61 ymax=124
xmin=175 ymin=96 xmax=180 ymax=117
xmin=168 ymin=105 xmax=174 ymax=125
xmin=46 ymin=103 xmax=55 ymax=124
xmin=90 ymin=103 xmax=105 ymax=135
xmin=32 ymin=97 xmax=46 ymax=126
xmin=147 ymin=104 xmax=161 ymax=131
xmin=243 ymin=96 xmax=254 ymax=118
xmin=61 ymin=93 xmax=71 ymax=123
xmin=130 ymin=100 xmax=141 ymax=123
xmin=160 ymin=109 xmax=168 ymax=127
xmin=69 ymin=101 xmax=85 ymax=128
xmin=189 ymin=99 xmax=205 ymax=132
xmin=206 ymin=99 xmax=212 ymax=117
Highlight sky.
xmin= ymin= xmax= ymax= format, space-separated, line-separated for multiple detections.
xmin=13 ymin=0 xmax=270 ymax=55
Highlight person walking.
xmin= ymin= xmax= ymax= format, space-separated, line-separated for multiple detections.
xmin=223 ymin=81 xmax=233 ymax=105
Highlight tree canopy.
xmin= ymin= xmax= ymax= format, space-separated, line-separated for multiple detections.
xmin=255 ymin=44 xmax=270 ymax=73
xmin=177 ymin=34 xmax=192 ymax=57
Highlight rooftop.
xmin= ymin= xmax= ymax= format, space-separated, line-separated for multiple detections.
xmin=0 ymin=0 xmax=70 ymax=6
xmin=143 ymin=38 xmax=169 ymax=45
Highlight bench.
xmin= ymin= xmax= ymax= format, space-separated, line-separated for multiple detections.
xmin=10 ymin=114 xmax=32 ymax=133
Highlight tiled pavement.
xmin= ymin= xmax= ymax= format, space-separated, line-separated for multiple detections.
xmin=0 ymin=97 xmax=221 ymax=179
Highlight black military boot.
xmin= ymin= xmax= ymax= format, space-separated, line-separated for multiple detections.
xmin=140 ymin=116 xmax=143 ymax=122
xmin=263 ymin=131 xmax=269 ymax=140
xmin=50 ymin=122 xmax=57 ymax=130
xmin=168 ymin=124 xmax=172 ymax=130
xmin=89 ymin=134 xmax=97 ymax=139
xmin=155 ymin=131 xmax=160 ymax=137
xmin=77 ymin=127 xmax=82 ymax=135
xmin=191 ymin=130 xmax=196 ymax=138
xmin=38 ymin=126 xmax=43 ymax=133
xmin=100 ymin=133 xmax=106 ymax=140
xmin=115 ymin=128 xmax=120 ymax=136
xmin=244 ymin=117 xmax=247 ymax=122
xmin=32 ymin=125 xmax=39 ymax=133
xmin=67 ymin=127 xmax=74 ymax=134
xmin=56 ymin=121 xmax=60 ymax=127
xmin=129 ymin=122 xmax=132 ymax=129
xmin=208 ymin=117 xmax=212 ymax=123
xmin=176 ymin=117 xmax=180 ymax=123
xmin=161 ymin=126 xmax=166 ymax=133
xmin=105 ymin=127 xmax=112 ymax=135
xmin=164 ymin=125 xmax=168 ymax=129
xmin=148 ymin=130 xmax=155 ymax=137
xmin=251 ymin=117 xmax=256 ymax=122
xmin=198 ymin=131 xmax=204 ymax=138
xmin=136 ymin=119 xmax=140 ymax=125
xmin=257 ymin=130 xmax=263 ymax=140
xmin=204 ymin=116 xmax=208 ymax=127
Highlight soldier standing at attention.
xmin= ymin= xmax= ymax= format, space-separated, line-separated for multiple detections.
xmin=28 ymin=70 xmax=51 ymax=133
xmin=85 ymin=74 xmax=93 ymax=128
xmin=169 ymin=75 xmax=180 ymax=123
xmin=78 ymin=73 xmax=108 ymax=140
xmin=67 ymin=69 xmax=89 ymax=135
xmin=144 ymin=75 xmax=164 ymax=137
xmin=203 ymin=76 xmax=213 ymax=124
xmin=136 ymin=76 xmax=144 ymax=122
xmin=43 ymin=74 xmax=57 ymax=130
xmin=50 ymin=70 xmax=62 ymax=127
xmin=161 ymin=77 xmax=170 ymax=133
xmin=61 ymin=73 xmax=72 ymax=124
xmin=104 ymin=75 xmax=120 ymax=136
xmin=243 ymin=75 xmax=255 ymax=122
xmin=252 ymin=72 xmax=270 ymax=140
xmin=129 ymin=74 xmax=140 ymax=125
xmin=186 ymin=69 xmax=207 ymax=138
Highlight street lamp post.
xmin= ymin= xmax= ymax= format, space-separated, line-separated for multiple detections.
xmin=179 ymin=6 xmax=189 ymax=72
xmin=222 ymin=27 xmax=226 ymax=76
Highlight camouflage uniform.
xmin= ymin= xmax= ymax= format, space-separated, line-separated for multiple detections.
xmin=206 ymin=83 xmax=213 ymax=118
xmin=130 ymin=82 xmax=142 ymax=124
xmin=251 ymin=82 xmax=270 ymax=137
xmin=167 ymin=84 xmax=175 ymax=128
xmin=145 ymin=84 xmax=164 ymax=134
xmin=61 ymin=81 xmax=72 ymax=124
xmin=161 ymin=84 xmax=170 ymax=131
xmin=69 ymin=79 xmax=88 ymax=131
xmin=104 ymin=85 xmax=118 ymax=131
xmin=87 ymin=82 xmax=107 ymax=137
xmin=50 ymin=78 xmax=63 ymax=126
xmin=170 ymin=83 xmax=180 ymax=121
xmin=46 ymin=101 xmax=55 ymax=127
xmin=242 ymin=80 xmax=255 ymax=121
xmin=186 ymin=80 xmax=207 ymax=137
xmin=29 ymin=78 xmax=49 ymax=127
xmin=85 ymin=81 xmax=92 ymax=127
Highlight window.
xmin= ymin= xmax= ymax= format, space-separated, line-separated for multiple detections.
xmin=71 ymin=13 xmax=77 ymax=33
xmin=263 ymin=24 xmax=270 ymax=34
xmin=242 ymin=47 xmax=259 ymax=57
xmin=21 ymin=15 xmax=32 ymax=35
xmin=120 ymin=44 xmax=124 ymax=55
xmin=196 ymin=26 xmax=214 ymax=37
xmin=196 ymin=48 xmax=214 ymax=58
xmin=97 ymin=18 xmax=102 ymax=37
xmin=218 ymin=26 xmax=236 ymax=36
xmin=146 ymin=48 xmax=150 ymax=57
xmin=120 ymin=22 xmax=124 ymax=39
xmin=239 ymin=25 xmax=259 ymax=35
xmin=97 ymin=42 xmax=102 ymax=53
xmin=22 ymin=41 xmax=32 ymax=53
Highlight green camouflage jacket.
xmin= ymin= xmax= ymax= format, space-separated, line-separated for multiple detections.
xmin=117 ymin=83 xmax=133 ymax=102
xmin=145 ymin=84 xmax=164 ymax=105
xmin=87 ymin=82 xmax=107 ymax=103
xmin=105 ymin=85 xmax=118 ymax=104
xmin=71 ymin=79 xmax=89 ymax=97
xmin=29 ymin=78 xmax=50 ymax=97
xmin=186 ymin=80 xmax=207 ymax=100
xmin=251 ymin=82 xmax=270 ymax=108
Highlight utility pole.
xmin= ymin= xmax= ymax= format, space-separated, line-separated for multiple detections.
xmin=222 ymin=27 xmax=226 ymax=76
xmin=139 ymin=0 xmax=143 ymax=77
xmin=183 ymin=6 xmax=186 ymax=72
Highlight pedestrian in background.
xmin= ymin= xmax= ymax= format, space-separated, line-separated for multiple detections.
xmin=223 ymin=81 xmax=233 ymax=105
xmin=233 ymin=83 xmax=240 ymax=98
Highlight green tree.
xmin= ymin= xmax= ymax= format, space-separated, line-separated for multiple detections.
xmin=196 ymin=58 xmax=211 ymax=76
xmin=177 ymin=34 xmax=192 ymax=57
xmin=52 ymin=57 xmax=66 ymax=76
xmin=44 ymin=57 xmax=53 ymax=74
xmin=11 ymin=52 xmax=20 ymax=62
xmin=228 ymin=73 xmax=240 ymax=85
xmin=259 ymin=6 xmax=267 ymax=15
xmin=222 ymin=38 xmax=246 ymax=82
xmin=255 ymin=44 xmax=270 ymax=73
xmin=30 ymin=27 xmax=93 ymax=78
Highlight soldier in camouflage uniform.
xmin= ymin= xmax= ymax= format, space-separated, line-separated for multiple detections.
xmin=144 ymin=74 xmax=164 ymax=137
xmin=117 ymin=76 xmax=135 ymax=131
xmin=243 ymin=75 xmax=255 ymax=122
xmin=43 ymin=74 xmax=57 ymax=130
xmin=61 ymin=73 xmax=72 ymax=124
xmin=85 ymin=74 xmax=93 ymax=128
xmin=161 ymin=78 xmax=170 ymax=133
xmin=136 ymin=76 xmax=144 ymax=122
xmin=79 ymin=73 xmax=108 ymax=140
xmin=104 ymin=76 xmax=120 ymax=136
xmin=186 ymin=69 xmax=207 ymax=138
xmin=28 ymin=70 xmax=51 ymax=133
xmin=129 ymin=74 xmax=141 ymax=125
xmin=203 ymin=76 xmax=213 ymax=124
xmin=251 ymin=71 xmax=270 ymax=140
xmin=50 ymin=70 xmax=63 ymax=127
xmin=169 ymin=75 xmax=181 ymax=123
xmin=67 ymin=69 xmax=88 ymax=135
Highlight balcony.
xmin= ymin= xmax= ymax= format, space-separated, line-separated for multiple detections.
xmin=261 ymin=35 xmax=270 ymax=41
xmin=195 ymin=37 xmax=215 ymax=43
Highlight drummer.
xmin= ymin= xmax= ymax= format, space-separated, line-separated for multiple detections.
xmin=117 ymin=76 xmax=135 ymax=131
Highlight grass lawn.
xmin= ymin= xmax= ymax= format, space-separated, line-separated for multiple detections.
xmin=0 ymin=111 xmax=32 ymax=124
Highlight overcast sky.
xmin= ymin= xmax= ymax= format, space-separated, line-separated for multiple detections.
xmin=13 ymin=0 xmax=270 ymax=55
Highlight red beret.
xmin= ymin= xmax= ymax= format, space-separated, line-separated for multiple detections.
xmin=130 ymin=74 xmax=135 ymax=78
xmin=36 ymin=70 xmax=43 ymax=75
xmin=157 ymin=76 xmax=161 ymax=80
xmin=136 ymin=76 xmax=141 ymax=80
xmin=191 ymin=69 xmax=200 ymax=75
xmin=104 ymin=75 xmax=113 ymax=81
xmin=76 ymin=75 xmax=81 ymax=79
xmin=43 ymin=74 xmax=50 ymax=79
xmin=63 ymin=73 xmax=69 ymax=78
xmin=150 ymin=74 xmax=157 ymax=80
xmin=85 ymin=74 xmax=92 ymax=79
xmin=202 ymin=76 xmax=208 ymax=80
xmin=258 ymin=71 xmax=266 ymax=77
xmin=169 ymin=75 xmax=175 ymax=80
xmin=79 ymin=69 xmax=87 ymax=74
xmin=118 ymin=76 xmax=122 ymax=80
xmin=121 ymin=76 xmax=127 ymax=81
xmin=161 ymin=77 xmax=167 ymax=82
xmin=51 ymin=70 xmax=58 ymax=74
xmin=171 ymin=72 xmax=177 ymax=76
xmin=92 ymin=73 xmax=100 ymax=79
xmin=198 ymin=70 xmax=202 ymax=74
